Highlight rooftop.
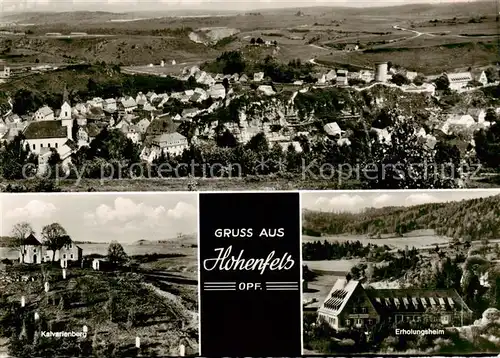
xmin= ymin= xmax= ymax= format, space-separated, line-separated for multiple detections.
xmin=24 ymin=120 xmax=68 ymax=140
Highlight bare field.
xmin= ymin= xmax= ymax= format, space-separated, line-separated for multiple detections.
xmin=317 ymin=41 xmax=498 ymax=74
xmin=303 ymin=259 xmax=361 ymax=273
xmin=302 ymin=234 xmax=451 ymax=250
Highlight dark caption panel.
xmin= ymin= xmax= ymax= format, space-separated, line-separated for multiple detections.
xmin=199 ymin=192 xmax=301 ymax=357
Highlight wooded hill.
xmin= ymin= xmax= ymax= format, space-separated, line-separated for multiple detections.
xmin=302 ymin=194 xmax=500 ymax=241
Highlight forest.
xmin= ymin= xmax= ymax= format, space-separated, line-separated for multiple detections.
xmin=302 ymin=194 xmax=500 ymax=241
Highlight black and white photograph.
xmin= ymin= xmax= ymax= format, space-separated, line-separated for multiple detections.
xmin=0 ymin=193 xmax=199 ymax=357
xmin=302 ymin=190 xmax=500 ymax=355
xmin=0 ymin=0 xmax=498 ymax=192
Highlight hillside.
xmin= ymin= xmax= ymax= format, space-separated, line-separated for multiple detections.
xmin=0 ymin=34 xmax=215 ymax=66
xmin=0 ymin=63 xmax=197 ymax=115
xmin=0 ymin=237 xmax=15 ymax=248
xmin=302 ymin=194 xmax=500 ymax=241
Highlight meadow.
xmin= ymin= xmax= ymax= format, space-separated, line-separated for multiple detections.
xmin=302 ymin=232 xmax=451 ymax=250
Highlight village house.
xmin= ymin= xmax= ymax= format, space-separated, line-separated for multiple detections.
xmin=344 ymin=44 xmax=359 ymax=52
xmin=89 ymin=97 xmax=104 ymax=108
xmin=402 ymin=83 xmax=436 ymax=96
xmin=208 ymin=84 xmax=226 ymax=99
xmin=258 ymin=85 xmax=276 ymax=96
xmin=19 ymin=233 xmax=83 ymax=266
xmin=137 ymin=118 xmax=151 ymax=133
xmin=472 ymin=70 xmax=488 ymax=86
xmin=122 ymin=124 xmax=141 ymax=144
xmin=336 ymin=70 xmax=349 ymax=86
xmin=239 ymin=74 xmax=249 ymax=83
xmin=136 ymin=92 xmax=148 ymax=107
xmin=1 ymin=65 xmax=11 ymax=79
xmin=214 ymin=73 xmax=224 ymax=82
xmin=318 ymin=278 xmax=473 ymax=331
xmin=150 ymin=132 xmax=188 ymax=157
xmin=118 ymin=97 xmax=138 ymax=115
xmin=59 ymin=101 xmax=72 ymax=120
xmin=142 ymin=102 xmax=156 ymax=112
xmin=326 ymin=70 xmax=337 ymax=82
xmin=103 ymin=98 xmax=117 ymax=112
xmin=360 ymin=70 xmax=375 ymax=83
xmin=230 ymin=73 xmax=240 ymax=83
xmin=446 ymin=72 xmax=473 ymax=91
xmin=405 ymin=71 xmax=418 ymax=81
xmin=77 ymin=123 xmax=101 ymax=146
xmin=195 ymin=71 xmax=216 ymax=86
xmin=324 ymin=122 xmax=343 ymax=137
xmin=34 ymin=106 xmax=55 ymax=121
xmin=73 ymin=103 xmax=88 ymax=116
xmin=254 ymin=72 xmax=265 ymax=82
xmin=316 ymin=74 xmax=327 ymax=85
xmin=181 ymin=108 xmax=199 ymax=120
xmin=146 ymin=91 xmax=157 ymax=102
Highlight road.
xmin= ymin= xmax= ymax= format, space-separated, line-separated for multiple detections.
xmin=309 ymin=44 xmax=330 ymax=51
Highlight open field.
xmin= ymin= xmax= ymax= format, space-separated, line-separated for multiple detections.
xmin=302 ymin=233 xmax=451 ymax=250
xmin=0 ymin=2 xmax=496 ymax=72
xmin=303 ymin=259 xmax=361 ymax=274
xmin=302 ymin=270 xmax=345 ymax=310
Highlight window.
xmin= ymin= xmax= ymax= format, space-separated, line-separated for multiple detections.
xmin=33 ymin=248 xmax=36 ymax=252
xmin=63 ymin=254 xmax=66 ymax=259
xmin=48 ymin=143 xmax=51 ymax=147
xmin=356 ymin=318 xmax=363 ymax=326
xmin=368 ymin=319 xmax=374 ymax=325
xmin=41 ymin=143 xmax=43 ymax=148
xmin=345 ymin=319 xmax=351 ymax=326
xmin=55 ymin=143 xmax=58 ymax=148
xmin=361 ymin=307 xmax=368 ymax=313
xmin=352 ymin=307 xmax=357 ymax=313
xmin=33 ymin=144 xmax=36 ymax=150
xmin=441 ymin=315 xmax=450 ymax=325
xmin=70 ymin=254 xmax=74 ymax=259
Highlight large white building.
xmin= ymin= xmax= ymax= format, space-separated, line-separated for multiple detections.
xmin=23 ymin=102 xmax=75 ymax=173
xmin=20 ymin=233 xmax=82 ymax=266
xmin=446 ymin=72 xmax=473 ymax=91
xmin=34 ymin=106 xmax=55 ymax=121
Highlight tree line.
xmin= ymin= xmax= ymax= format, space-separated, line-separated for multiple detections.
xmin=303 ymin=194 xmax=500 ymax=241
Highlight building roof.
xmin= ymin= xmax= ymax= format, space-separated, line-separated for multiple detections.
xmin=121 ymin=97 xmax=137 ymax=108
xmin=320 ymin=279 xmax=360 ymax=315
xmin=365 ymin=288 xmax=472 ymax=314
xmin=84 ymin=123 xmax=101 ymax=137
xmin=446 ymin=72 xmax=473 ymax=82
xmin=152 ymin=132 xmax=187 ymax=147
xmin=24 ymin=120 xmax=68 ymax=140
xmin=324 ymin=122 xmax=342 ymax=136
xmin=24 ymin=233 xmax=42 ymax=246
xmin=36 ymin=106 xmax=54 ymax=116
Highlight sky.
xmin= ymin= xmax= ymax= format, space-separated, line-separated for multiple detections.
xmin=1 ymin=193 xmax=198 ymax=243
xmin=302 ymin=190 xmax=500 ymax=213
xmin=0 ymin=0 xmax=483 ymax=12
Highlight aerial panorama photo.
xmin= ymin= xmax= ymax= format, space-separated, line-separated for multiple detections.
xmin=0 ymin=0 xmax=499 ymax=192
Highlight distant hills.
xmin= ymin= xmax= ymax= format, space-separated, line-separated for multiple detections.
xmin=303 ymin=195 xmax=500 ymax=242
xmin=0 ymin=236 xmax=15 ymax=247
xmin=1 ymin=1 xmax=494 ymax=23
